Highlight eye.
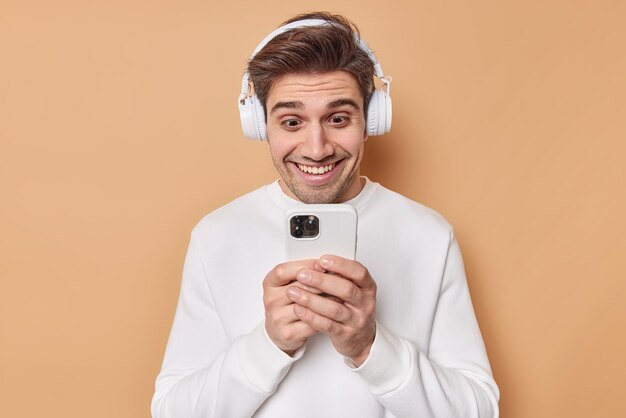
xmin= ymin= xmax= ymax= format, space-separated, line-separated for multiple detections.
xmin=281 ymin=118 xmax=301 ymax=130
xmin=328 ymin=115 xmax=350 ymax=127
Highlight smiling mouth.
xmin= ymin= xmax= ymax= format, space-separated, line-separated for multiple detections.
xmin=296 ymin=162 xmax=337 ymax=175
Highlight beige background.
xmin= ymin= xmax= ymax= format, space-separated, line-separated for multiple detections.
xmin=1 ymin=0 xmax=625 ymax=417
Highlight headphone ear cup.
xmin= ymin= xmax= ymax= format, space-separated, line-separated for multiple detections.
xmin=252 ymin=96 xmax=267 ymax=140
xmin=238 ymin=94 xmax=267 ymax=140
xmin=238 ymin=96 xmax=257 ymax=140
xmin=367 ymin=90 xmax=379 ymax=136
xmin=367 ymin=89 xmax=392 ymax=136
xmin=383 ymin=90 xmax=392 ymax=134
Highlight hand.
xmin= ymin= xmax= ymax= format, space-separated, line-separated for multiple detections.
xmin=286 ymin=255 xmax=377 ymax=366
xmin=262 ymin=260 xmax=321 ymax=356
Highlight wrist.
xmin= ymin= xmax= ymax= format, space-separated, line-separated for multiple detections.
xmin=283 ymin=347 xmax=297 ymax=357
xmin=351 ymin=329 xmax=376 ymax=367
xmin=351 ymin=347 xmax=371 ymax=367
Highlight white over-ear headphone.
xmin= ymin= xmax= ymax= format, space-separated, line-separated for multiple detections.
xmin=238 ymin=19 xmax=392 ymax=141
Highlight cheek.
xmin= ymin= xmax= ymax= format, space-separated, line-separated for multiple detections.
xmin=268 ymin=138 xmax=293 ymax=161
xmin=338 ymin=134 xmax=366 ymax=156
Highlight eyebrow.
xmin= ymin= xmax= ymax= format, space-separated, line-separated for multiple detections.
xmin=327 ymin=99 xmax=360 ymax=112
xmin=269 ymin=98 xmax=361 ymax=115
xmin=269 ymin=101 xmax=304 ymax=115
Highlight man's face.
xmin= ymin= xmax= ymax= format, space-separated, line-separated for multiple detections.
xmin=265 ymin=70 xmax=368 ymax=204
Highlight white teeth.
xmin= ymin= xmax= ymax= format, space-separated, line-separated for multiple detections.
xmin=297 ymin=163 xmax=335 ymax=174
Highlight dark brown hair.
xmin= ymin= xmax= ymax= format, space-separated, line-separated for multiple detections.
xmin=247 ymin=12 xmax=375 ymax=117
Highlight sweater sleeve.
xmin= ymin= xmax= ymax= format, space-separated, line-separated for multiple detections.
xmin=351 ymin=230 xmax=500 ymax=417
xmin=151 ymin=234 xmax=301 ymax=418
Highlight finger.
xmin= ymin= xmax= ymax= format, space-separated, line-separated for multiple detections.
xmin=264 ymin=259 xmax=317 ymax=287
xmin=293 ymin=304 xmax=343 ymax=337
xmin=286 ymin=320 xmax=317 ymax=340
xmin=264 ymin=280 xmax=323 ymax=311
xmin=287 ymin=286 xmax=353 ymax=324
xmin=316 ymin=256 xmax=375 ymax=290
xmin=290 ymin=280 xmax=324 ymax=295
xmin=268 ymin=316 xmax=317 ymax=351
xmin=324 ymin=295 xmax=344 ymax=304
xmin=295 ymin=269 xmax=362 ymax=305
xmin=267 ymin=303 xmax=304 ymax=325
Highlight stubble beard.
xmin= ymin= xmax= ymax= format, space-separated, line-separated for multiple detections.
xmin=275 ymin=151 xmax=361 ymax=204
xmin=286 ymin=169 xmax=358 ymax=204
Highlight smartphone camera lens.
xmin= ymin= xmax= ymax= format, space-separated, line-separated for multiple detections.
xmin=292 ymin=225 xmax=304 ymax=238
xmin=290 ymin=215 xmax=319 ymax=238
xmin=304 ymin=216 xmax=318 ymax=232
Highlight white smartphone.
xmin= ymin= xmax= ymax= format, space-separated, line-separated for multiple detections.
xmin=285 ymin=204 xmax=358 ymax=260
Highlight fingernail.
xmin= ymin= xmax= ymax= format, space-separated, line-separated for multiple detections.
xmin=294 ymin=305 xmax=305 ymax=316
xmin=319 ymin=258 xmax=331 ymax=268
xmin=297 ymin=271 xmax=311 ymax=282
xmin=287 ymin=287 xmax=301 ymax=298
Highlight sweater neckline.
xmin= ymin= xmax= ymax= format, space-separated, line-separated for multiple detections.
xmin=265 ymin=176 xmax=378 ymax=211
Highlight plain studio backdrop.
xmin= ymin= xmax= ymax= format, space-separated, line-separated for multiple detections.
xmin=1 ymin=1 xmax=625 ymax=417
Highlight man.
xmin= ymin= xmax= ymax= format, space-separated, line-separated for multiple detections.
xmin=152 ymin=12 xmax=499 ymax=418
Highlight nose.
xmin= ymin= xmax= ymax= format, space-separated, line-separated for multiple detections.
xmin=301 ymin=123 xmax=334 ymax=161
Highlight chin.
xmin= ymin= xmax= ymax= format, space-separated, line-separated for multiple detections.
xmin=289 ymin=184 xmax=346 ymax=204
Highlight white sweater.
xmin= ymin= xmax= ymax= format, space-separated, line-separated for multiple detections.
xmin=152 ymin=179 xmax=499 ymax=417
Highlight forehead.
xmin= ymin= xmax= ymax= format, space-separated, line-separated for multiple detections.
xmin=266 ymin=71 xmax=362 ymax=107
